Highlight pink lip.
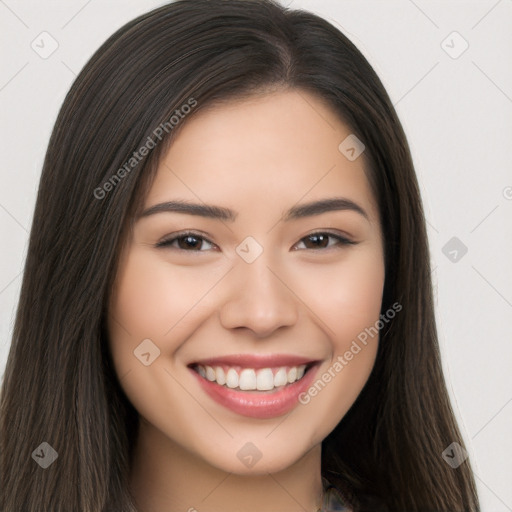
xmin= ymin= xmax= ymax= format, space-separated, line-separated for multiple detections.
xmin=188 ymin=360 xmax=320 ymax=419
xmin=192 ymin=353 xmax=317 ymax=369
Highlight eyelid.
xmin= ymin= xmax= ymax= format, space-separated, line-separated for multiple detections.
xmin=155 ymin=229 xmax=357 ymax=251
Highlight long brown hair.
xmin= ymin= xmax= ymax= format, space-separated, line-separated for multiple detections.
xmin=0 ymin=1 xmax=480 ymax=510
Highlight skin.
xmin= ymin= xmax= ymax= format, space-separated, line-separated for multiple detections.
xmin=107 ymin=89 xmax=385 ymax=512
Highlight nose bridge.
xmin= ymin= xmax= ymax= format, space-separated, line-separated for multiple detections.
xmin=218 ymin=245 xmax=299 ymax=335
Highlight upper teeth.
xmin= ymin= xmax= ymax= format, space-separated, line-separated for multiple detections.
xmin=196 ymin=365 xmax=307 ymax=391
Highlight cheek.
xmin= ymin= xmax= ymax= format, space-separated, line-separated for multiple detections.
xmin=289 ymin=248 xmax=384 ymax=432
xmin=109 ymin=248 xmax=222 ymax=341
xmin=292 ymin=246 xmax=385 ymax=342
xmin=106 ymin=244 xmax=237 ymax=410
xmin=106 ymin=248 xmax=221 ymax=426
xmin=107 ymin=248 xmax=208 ymax=388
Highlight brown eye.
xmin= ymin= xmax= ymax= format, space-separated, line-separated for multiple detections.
xmin=294 ymin=232 xmax=356 ymax=250
xmin=156 ymin=232 xmax=215 ymax=251
xmin=177 ymin=235 xmax=204 ymax=250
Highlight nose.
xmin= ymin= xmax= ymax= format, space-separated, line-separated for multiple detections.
xmin=218 ymin=254 xmax=299 ymax=338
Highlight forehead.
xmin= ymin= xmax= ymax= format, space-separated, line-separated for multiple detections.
xmin=145 ymin=89 xmax=378 ymax=223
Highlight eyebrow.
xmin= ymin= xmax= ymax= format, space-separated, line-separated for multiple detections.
xmin=138 ymin=197 xmax=369 ymax=222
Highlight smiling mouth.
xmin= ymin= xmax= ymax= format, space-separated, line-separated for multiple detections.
xmin=187 ymin=355 xmax=321 ymax=418
xmin=189 ymin=362 xmax=316 ymax=393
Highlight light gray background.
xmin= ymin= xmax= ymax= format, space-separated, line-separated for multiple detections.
xmin=1 ymin=1 xmax=511 ymax=510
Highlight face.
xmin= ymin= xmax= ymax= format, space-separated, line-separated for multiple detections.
xmin=108 ymin=89 xmax=385 ymax=475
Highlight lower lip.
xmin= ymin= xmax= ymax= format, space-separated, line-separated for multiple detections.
xmin=189 ymin=364 xmax=319 ymax=419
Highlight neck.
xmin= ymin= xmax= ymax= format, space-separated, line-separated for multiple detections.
xmin=129 ymin=420 xmax=324 ymax=512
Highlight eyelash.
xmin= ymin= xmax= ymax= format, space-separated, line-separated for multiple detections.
xmin=155 ymin=230 xmax=357 ymax=252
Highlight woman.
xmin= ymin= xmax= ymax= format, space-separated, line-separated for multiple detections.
xmin=0 ymin=0 xmax=480 ymax=511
